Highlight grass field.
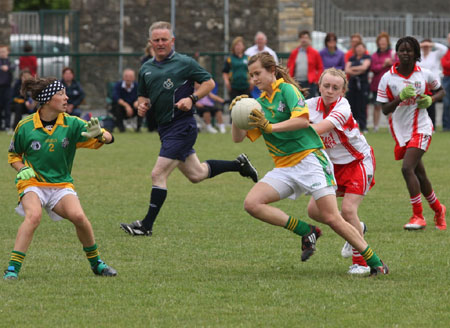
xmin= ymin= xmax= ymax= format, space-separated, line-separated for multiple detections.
xmin=1 ymin=128 xmax=450 ymax=327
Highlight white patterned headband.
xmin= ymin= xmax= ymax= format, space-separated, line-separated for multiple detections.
xmin=36 ymin=80 xmax=65 ymax=104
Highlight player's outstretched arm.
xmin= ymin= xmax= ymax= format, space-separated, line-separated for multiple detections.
xmin=81 ymin=117 xmax=113 ymax=144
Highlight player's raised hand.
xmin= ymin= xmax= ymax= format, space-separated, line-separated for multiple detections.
xmin=416 ymin=94 xmax=432 ymax=109
xmin=17 ymin=166 xmax=35 ymax=180
xmin=399 ymin=85 xmax=416 ymax=101
xmin=81 ymin=117 xmax=103 ymax=138
xmin=229 ymin=94 xmax=249 ymax=111
xmin=248 ymin=108 xmax=272 ymax=133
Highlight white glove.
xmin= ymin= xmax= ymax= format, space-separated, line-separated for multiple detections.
xmin=81 ymin=117 xmax=103 ymax=139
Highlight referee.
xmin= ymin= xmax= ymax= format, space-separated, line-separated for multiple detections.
xmin=120 ymin=21 xmax=258 ymax=236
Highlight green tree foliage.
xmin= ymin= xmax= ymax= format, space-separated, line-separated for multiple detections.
xmin=14 ymin=0 xmax=70 ymax=11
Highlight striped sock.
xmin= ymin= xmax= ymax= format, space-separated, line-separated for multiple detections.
xmin=361 ymin=246 xmax=382 ymax=268
xmin=425 ymin=190 xmax=442 ymax=213
xmin=352 ymin=248 xmax=368 ymax=266
xmin=83 ymin=244 xmax=100 ymax=267
xmin=8 ymin=250 xmax=26 ymax=273
xmin=410 ymin=194 xmax=423 ymax=217
xmin=284 ymin=216 xmax=310 ymax=236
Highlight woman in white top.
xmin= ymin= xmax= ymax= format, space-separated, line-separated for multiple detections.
xmin=417 ymin=38 xmax=447 ymax=126
xmin=307 ymin=68 xmax=375 ymax=275
xmin=377 ymin=36 xmax=446 ymax=231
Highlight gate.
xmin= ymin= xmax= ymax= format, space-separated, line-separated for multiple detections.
xmin=8 ymin=10 xmax=79 ymax=78
xmin=314 ymin=0 xmax=450 ymax=41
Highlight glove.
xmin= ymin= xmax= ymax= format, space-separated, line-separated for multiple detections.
xmin=17 ymin=166 xmax=35 ymax=180
xmin=229 ymin=94 xmax=248 ymax=111
xmin=248 ymin=109 xmax=272 ymax=133
xmin=416 ymin=94 xmax=432 ymax=109
xmin=399 ymin=85 xmax=416 ymax=101
xmin=81 ymin=117 xmax=103 ymax=139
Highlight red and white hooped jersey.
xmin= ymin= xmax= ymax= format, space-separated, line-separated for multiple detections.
xmin=307 ymin=96 xmax=371 ymax=164
xmin=377 ymin=64 xmax=440 ymax=147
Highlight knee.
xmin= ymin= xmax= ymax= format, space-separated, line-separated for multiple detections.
xmin=243 ymin=197 xmax=259 ymax=216
xmin=25 ymin=212 xmax=42 ymax=229
xmin=69 ymin=211 xmax=89 ymax=227
xmin=340 ymin=204 xmax=356 ymax=221
xmin=401 ymin=165 xmax=414 ymax=178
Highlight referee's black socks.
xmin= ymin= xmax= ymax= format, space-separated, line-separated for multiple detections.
xmin=205 ymin=160 xmax=240 ymax=178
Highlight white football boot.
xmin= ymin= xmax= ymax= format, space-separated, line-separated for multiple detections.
xmin=341 ymin=221 xmax=367 ymax=258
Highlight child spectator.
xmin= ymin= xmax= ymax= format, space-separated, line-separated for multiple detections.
xmin=0 ymin=45 xmax=15 ymax=131
xmin=19 ymin=43 xmax=37 ymax=77
xmin=60 ymin=67 xmax=85 ymax=117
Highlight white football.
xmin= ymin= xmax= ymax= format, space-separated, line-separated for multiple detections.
xmin=231 ymin=97 xmax=262 ymax=130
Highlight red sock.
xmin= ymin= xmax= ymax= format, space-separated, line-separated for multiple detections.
xmin=352 ymin=249 xmax=368 ymax=266
xmin=410 ymin=194 xmax=423 ymax=217
xmin=425 ymin=190 xmax=442 ymax=213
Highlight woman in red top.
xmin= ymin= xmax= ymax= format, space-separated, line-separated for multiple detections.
xmin=19 ymin=43 xmax=37 ymax=77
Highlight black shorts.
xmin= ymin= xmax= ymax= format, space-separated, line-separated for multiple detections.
xmin=158 ymin=115 xmax=197 ymax=162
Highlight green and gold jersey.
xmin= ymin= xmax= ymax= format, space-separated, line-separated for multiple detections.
xmin=223 ymin=54 xmax=250 ymax=90
xmin=8 ymin=110 xmax=104 ymax=196
xmin=247 ymin=78 xmax=324 ymax=167
xmin=138 ymin=51 xmax=212 ymax=125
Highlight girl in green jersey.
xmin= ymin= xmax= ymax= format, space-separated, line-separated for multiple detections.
xmin=231 ymin=52 xmax=388 ymax=275
xmin=4 ymin=77 xmax=117 ymax=280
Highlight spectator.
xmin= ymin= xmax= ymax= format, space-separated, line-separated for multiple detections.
xmin=344 ymin=33 xmax=368 ymax=63
xmin=11 ymin=70 xmax=36 ymax=129
xmin=345 ymin=42 xmax=371 ymax=132
xmin=370 ymin=32 xmax=397 ymax=132
xmin=0 ymin=45 xmax=14 ymax=131
xmin=287 ymin=30 xmax=323 ymax=98
xmin=245 ymin=31 xmax=279 ymax=64
xmin=60 ymin=67 xmax=85 ymax=117
xmin=245 ymin=31 xmax=279 ymax=98
xmin=19 ymin=42 xmax=37 ymax=77
xmin=111 ymin=68 xmax=141 ymax=132
xmin=223 ymin=36 xmax=252 ymax=100
xmin=441 ymin=32 xmax=450 ymax=131
xmin=417 ymin=38 xmax=448 ymax=127
xmin=195 ymin=84 xmax=226 ymax=134
xmin=141 ymin=43 xmax=155 ymax=65
xmin=139 ymin=43 xmax=158 ymax=132
xmin=319 ymin=32 xmax=345 ymax=70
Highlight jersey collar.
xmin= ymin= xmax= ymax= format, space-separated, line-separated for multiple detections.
xmin=318 ymin=97 xmax=340 ymax=118
xmin=152 ymin=50 xmax=175 ymax=64
xmin=391 ymin=63 xmax=421 ymax=79
xmin=33 ymin=110 xmax=66 ymax=134
xmin=260 ymin=78 xmax=284 ymax=101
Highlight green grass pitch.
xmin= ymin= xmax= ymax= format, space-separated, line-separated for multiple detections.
xmin=1 ymin=129 xmax=449 ymax=327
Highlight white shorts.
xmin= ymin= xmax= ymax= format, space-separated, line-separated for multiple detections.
xmin=15 ymin=187 xmax=78 ymax=222
xmin=260 ymin=149 xmax=337 ymax=201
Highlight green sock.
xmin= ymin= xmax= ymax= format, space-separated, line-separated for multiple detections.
xmin=83 ymin=244 xmax=101 ymax=267
xmin=361 ymin=246 xmax=383 ymax=268
xmin=284 ymin=216 xmax=310 ymax=236
xmin=9 ymin=250 xmax=26 ymax=273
